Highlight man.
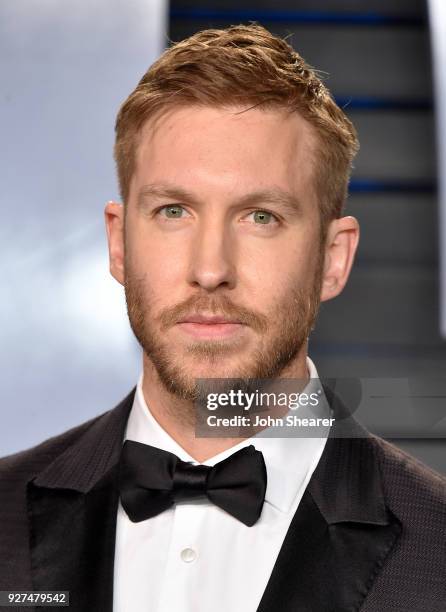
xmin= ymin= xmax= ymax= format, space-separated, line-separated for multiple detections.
xmin=1 ymin=23 xmax=445 ymax=612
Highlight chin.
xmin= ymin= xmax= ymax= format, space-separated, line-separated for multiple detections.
xmin=189 ymin=362 xmax=239 ymax=379
xmin=183 ymin=354 xmax=249 ymax=379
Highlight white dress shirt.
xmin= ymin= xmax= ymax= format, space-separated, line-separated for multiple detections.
xmin=113 ymin=358 xmax=330 ymax=612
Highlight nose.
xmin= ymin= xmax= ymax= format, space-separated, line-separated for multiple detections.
xmin=186 ymin=215 xmax=236 ymax=291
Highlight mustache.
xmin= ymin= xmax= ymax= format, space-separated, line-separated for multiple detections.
xmin=157 ymin=293 xmax=269 ymax=333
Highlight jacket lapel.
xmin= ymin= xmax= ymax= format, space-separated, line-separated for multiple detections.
xmin=27 ymin=389 xmax=135 ymax=612
xmin=257 ymin=395 xmax=402 ymax=612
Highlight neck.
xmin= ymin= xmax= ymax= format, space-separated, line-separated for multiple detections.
xmin=140 ymin=351 xmax=310 ymax=463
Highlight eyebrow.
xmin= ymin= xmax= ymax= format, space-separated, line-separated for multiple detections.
xmin=137 ymin=182 xmax=302 ymax=215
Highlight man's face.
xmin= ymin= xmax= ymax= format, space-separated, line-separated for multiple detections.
xmin=123 ymin=105 xmax=324 ymax=399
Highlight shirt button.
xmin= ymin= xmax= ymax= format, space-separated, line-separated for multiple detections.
xmin=180 ymin=547 xmax=197 ymax=563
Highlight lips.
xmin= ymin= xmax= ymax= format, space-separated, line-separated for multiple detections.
xmin=176 ymin=314 xmax=245 ymax=339
xmin=178 ymin=314 xmax=243 ymax=325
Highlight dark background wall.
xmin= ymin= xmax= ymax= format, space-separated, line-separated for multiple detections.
xmin=168 ymin=0 xmax=446 ymax=474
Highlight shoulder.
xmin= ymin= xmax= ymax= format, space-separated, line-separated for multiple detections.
xmin=352 ymin=436 xmax=446 ymax=608
xmin=0 ymin=410 xmax=109 ymax=573
xmin=0 ymin=389 xmax=135 ymax=583
xmin=0 ymin=412 xmax=105 ymax=488
xmin=371 ymin=435 xmax=446 ymax=523
xmin=0 ymin=388 xmax=135 ymax=489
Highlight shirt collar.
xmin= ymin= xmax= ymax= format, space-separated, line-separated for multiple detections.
xmin=124 ymin=357 xmax=330 ymax=515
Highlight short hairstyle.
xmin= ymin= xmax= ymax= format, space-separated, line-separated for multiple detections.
xmin=114 ymin=23 xmax=359 ymax=232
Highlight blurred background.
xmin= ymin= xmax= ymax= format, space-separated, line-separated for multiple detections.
xmin=2 ymin=0 xmax=445 ymax=472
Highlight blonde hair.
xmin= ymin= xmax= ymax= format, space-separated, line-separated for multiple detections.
xmin=114 ymin=23 xmax=359 ymax=231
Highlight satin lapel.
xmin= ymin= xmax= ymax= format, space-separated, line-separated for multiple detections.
xmin=257 ymin=433 xmax=402 ymax=612
xmin=27 ymin=390 xmax=135 ymax=612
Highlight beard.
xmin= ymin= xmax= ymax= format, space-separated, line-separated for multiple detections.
xmin=124 ymin=252 xmax=323 ymax=404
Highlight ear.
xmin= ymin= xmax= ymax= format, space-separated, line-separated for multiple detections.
xmin=104 ymin=200 xmax=125 ymax=286
xmin=320 ymin=216 xmax=360 ymax=302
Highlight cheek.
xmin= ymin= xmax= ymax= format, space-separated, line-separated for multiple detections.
xmin=241 ymin=238 xmax=317 ymax=297
xmin=126 ymin=230 xmax=189 ymax=305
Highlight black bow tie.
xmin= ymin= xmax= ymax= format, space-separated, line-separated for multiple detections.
xmin=118 ymin=440 xmax=267 ymax=527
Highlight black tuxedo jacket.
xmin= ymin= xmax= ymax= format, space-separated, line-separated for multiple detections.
xmin=1 ymin=388 xmax=445 ymax=612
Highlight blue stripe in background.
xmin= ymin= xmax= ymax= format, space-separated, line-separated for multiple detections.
xmin=349 ymin=180 xmax=436 ymax=194
xmin=170 ymin=9 xmax=424 ymax=27
xmin=336 ymin=97 xmax=432 ymax=111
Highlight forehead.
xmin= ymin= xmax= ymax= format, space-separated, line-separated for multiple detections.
xmin=131 ymin=104 xmax=319 ymax=205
